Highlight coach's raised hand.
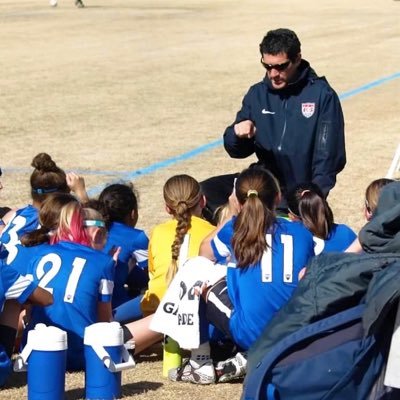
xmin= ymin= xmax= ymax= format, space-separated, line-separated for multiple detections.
xmin=234 ymin=120 xmax=256 ymax=139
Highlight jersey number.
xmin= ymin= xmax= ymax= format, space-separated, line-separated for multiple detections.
xmin=3 ymin=215 xmax=26 ymax=264
xmin=36 ymin=253 xmax=86 ymax=303
xmin=313 ymin=237 xmax=325 ymax=255
xmin=261 ymin=234 xmax=294 ymax=283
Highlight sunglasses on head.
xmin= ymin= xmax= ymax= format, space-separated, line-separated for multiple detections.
xmin=261 ymin=59 xmax=291 ymax=72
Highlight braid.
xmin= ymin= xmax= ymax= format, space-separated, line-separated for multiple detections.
xmin=163 ymin=174 xmax=201 ymax=284
xmin=166 ymin=202 xmax=192 ymax=284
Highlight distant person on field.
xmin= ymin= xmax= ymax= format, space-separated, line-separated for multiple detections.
xmin=49 ymin=0 xmax=84 ymax=8
xmin=201 ymin=28 xmax=346 ymax=224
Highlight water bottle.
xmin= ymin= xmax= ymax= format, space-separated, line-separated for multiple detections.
xmin=14 ymin=324 xmax=67 ymax=400
xmin=84 ymin=321 xmax=135 ymax=400
xmin=162 ymin=335 xmax=182 ymax=377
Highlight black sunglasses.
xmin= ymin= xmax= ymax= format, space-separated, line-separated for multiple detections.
xmin=261 ymin=59 xmax=291 ymax=72
xmin=0 ymin=167 xmax=2 ymax=177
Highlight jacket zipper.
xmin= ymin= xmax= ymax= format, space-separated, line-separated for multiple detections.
xmin=277 ymin=98 xmax=288 ymax=151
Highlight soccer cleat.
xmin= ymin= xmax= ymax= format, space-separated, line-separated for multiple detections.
xmin=215 ymin=351 xmax=247 ymax=382
xmin=75 ymin=0 xmax=85 ymax=7
xmin=168 ymin=359 xmax=216 ymax=384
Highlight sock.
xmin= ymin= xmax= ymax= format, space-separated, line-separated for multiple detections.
xmin=0 ymin=325 xmax=17 ymax=357
xmin=190 ymin=341 xmax=211 ymax=368
xmin=122 ymin=325 xmax=133 ymax=342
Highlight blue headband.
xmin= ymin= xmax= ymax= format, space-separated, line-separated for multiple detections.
xmin=32 ymin=187 xmax=59 ymax=195
xmin=83 ymin=220 xmax=106 ymax=228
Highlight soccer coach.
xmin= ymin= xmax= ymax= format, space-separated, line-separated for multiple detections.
xmin=201 ymin=28 xmax=346 ymax=223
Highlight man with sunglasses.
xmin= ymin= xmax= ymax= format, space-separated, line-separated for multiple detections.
xmin=201 ymin=28 xmax=346 ymax=224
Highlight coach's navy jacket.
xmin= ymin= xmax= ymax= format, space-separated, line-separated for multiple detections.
xmin=223 ymin=59 xmax=346 ymax=199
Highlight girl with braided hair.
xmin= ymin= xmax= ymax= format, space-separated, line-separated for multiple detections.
xmin=168 ymin=167 xmax=315 ymax=384
xmin=119 ymin=174 xmax=215 ymax=355
xmin=142 ymin=174 xmax=214 ymax=316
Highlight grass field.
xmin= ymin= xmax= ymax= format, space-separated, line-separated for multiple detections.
xmin=0 ymin=0 xmax=399 ymax=398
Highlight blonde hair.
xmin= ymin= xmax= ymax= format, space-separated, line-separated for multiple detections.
xmin=53 ymin=201 xmax=90 ymax=245
xmin=83 ymin=207 xmax=108 ymax=249
xmin=164 ymin=174 xmax=202 ymax=283
xmin=365 ymin=178 xmax=394 ymax=216
xmin=22 ymin=193 xmax=88 ymax=247
xmin=83 ymin=207 xmax=105 ymax=223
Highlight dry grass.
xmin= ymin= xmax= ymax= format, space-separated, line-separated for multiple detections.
xmin=0 ymin=0 xmax=399 ymax=398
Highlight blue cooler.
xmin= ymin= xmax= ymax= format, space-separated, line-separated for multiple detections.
xmin=14 ymin=324 xmax=67 ymax=400
xmin=84 ymin=322 xmax=135 ymax=400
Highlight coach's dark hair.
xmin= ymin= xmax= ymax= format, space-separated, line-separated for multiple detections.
xmin=259 ymin=28 xmax=301 ymax=62
xmin=30 ymin=153 xmax=69 ymax=204
xmin=164 ymin=174 xmax=202 ymax=283
xmin=232 ymin=167 xmax=280 ymax=268
xmin=98 ymin=183 xmax=139 ymax=225
xmin=287 ymin=182 xmax=333 ymax=239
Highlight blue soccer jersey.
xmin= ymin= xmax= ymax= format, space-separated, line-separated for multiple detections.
xmin=26 ymin=241 xmax=115 ymax=370
xmin=7 ymin=243 xmax=45 ymax=276
xmin=0 ymin=205 xmax=39 ymax=264
xmin=0 ymin=262 xmax=37 ymax=311
xmin=313 ymin=223 xmax=357 ymax=255
xmin=102 ymin=222 xmax=149 ymax=307
xmin=211 ymin=217 xmax=315 ymax=350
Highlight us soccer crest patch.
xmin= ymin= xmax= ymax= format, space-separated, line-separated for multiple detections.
xmin=302 ymin=102 xmax=315 ymax=118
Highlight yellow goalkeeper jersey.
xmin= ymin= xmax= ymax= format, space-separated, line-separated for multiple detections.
xmin=141 ymin=216 xmax=214 ymax=316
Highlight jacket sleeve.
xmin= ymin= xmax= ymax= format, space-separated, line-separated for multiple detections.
xmin=312 ymin=86 xmax=346 ymax=196
xmin=223 ymin=87 xmax=256 ymax=159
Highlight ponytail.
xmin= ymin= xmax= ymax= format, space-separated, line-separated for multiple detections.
xmin=232 ymin=168 xmax=279 ymax=268
xmin=299 ymin=192 xmax=333 ymax=239
xmin=21 ymin=227 xmax=51 ymax=247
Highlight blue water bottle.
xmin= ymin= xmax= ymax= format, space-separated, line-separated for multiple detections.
xmin=14 ymin=324 xmax=67 ymax=400
xmin=84 ymin=322 xmax=136 ymax=400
